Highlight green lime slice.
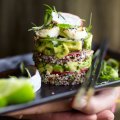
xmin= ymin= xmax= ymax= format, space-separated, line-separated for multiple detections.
xmin=0 ymin=78 xmax=35 ymax=107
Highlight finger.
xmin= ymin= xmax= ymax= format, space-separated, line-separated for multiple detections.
xmin=72 ymin=88 xmax=119 ymax=114
xmin=97 ymin=110 xmax=114 ymax=120
xmin=8 ymin=99 xmax=71 ymax=116
xmin=22 ymin=112 xmax=97 ymax=120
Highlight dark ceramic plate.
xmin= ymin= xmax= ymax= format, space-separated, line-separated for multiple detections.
xmin=0 ymin=51 xmax=120 ymax=115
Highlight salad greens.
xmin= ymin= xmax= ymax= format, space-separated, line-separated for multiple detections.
xmin=100 ymin=58 xmax=120 ymax=81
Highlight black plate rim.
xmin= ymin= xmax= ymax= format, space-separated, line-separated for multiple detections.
xmin=0 ymin=79 xmax=120 ymax=115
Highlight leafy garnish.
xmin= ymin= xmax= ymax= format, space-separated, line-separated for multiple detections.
xmin=29 ymin=4 xmax=57 ymax=32
xmin=57 ymin=24 xmax=72 ymax=29
xmin=100 ymin=58 xmax=120 ymax=81
xmin=86 ymin=13 xmax=92 ymax=32
xmin=28 ymin=24 xmax=44 ymax=31
xmin=86 ymin=25 xmax=92 ymax=33
xmin=25 ymin=68 xmax=31 ymax=78
xmin=43 ymin=4 xmax=57 ymax=26
xmin=44 ymin=4 xmax=53 ymax=11
xmin=107 ymin=58 xmax=119 ymax=70
xmin=20 ymin=62 xmax=25 ymax=74
xmin=53 ymin=6 xmax=57 ymax=13
xmin=19 ymin=62 xmax=31 ymax=78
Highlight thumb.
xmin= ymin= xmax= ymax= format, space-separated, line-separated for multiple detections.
xmin=72 ymin=88 xmax=120 ymax=114
xmin=97 ymin=110 xmax=114 ymax=120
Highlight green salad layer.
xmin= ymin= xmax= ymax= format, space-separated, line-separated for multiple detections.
xmin=100 ymin=58 xmax=120 ymax=81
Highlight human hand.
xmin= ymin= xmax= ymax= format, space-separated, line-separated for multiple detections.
xmin=72 ymin=87 xmax=120 ymax=114
xmin=32 ymin=87 xmax=118 ymax=120
xmin=21 ymin=111 xmax=97 ymax=120
xmin=72 ymin=87 xmax=120 ymax=119
xmin=8 ymin=87 xmax=120 ymax=120
xmin=15 ymin=109 xmax=115 ymax=120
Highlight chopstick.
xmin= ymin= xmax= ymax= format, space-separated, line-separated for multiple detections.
xmin=89 ymin=40 xmax=108 ymax=88
xmin=75 ymin=40 xmax=108 ymax=103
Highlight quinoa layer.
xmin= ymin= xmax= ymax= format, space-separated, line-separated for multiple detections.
xmin=41 ymin=70 xmax=87 ymax=85
xmin=33 ymin=50 xmax=92 ymax=85
xmin=33 ymin=50 xmax=93 ymax=65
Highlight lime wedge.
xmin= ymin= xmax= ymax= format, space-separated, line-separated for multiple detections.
xmin=0 ymin=97 xmax=7 ymax=107
xmin=0 ymin=78 xmax=35 ymax=107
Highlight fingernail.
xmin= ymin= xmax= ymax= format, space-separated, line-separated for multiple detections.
xmin=111 ymin=104 xmax=116 ymax=113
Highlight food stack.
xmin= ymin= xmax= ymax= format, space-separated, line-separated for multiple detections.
xmin=32 ymin=6 xmax=93 ymax=85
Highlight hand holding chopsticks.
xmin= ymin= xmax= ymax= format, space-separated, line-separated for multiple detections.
xmin=72 ymin=40 xmax=120 ymax=118
xmin=72 ymin=40 xmax=108 ymax=110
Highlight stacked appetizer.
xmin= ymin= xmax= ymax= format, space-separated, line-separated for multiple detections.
xmin=31 ymin=6 xmax=93 ymax=85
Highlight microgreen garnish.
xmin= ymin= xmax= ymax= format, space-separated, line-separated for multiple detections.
xmin=19 ymin=62 xmax=32 ymax=78
xmin=29 ymin=4 xmax=58 ymax=32
xmin=43 ymin=4 xmax=57 ymax=26
xmin=44 ymin=4 xmax=53 ymax=11
xmin=86 ymin=13 xmax=92 ymax=32
xmin=20 ymin=62 xmax=26 ymax=74
xmin=25 ymin=68 xmax=31 ymax=78
xmin=53 ymin=6 xmax=57 ymax=13
xmin=28 ymin=23 xmax=44 ymax=31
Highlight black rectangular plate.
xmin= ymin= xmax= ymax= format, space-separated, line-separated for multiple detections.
xmin=0 ymin=50 xmax=120 ymax=114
